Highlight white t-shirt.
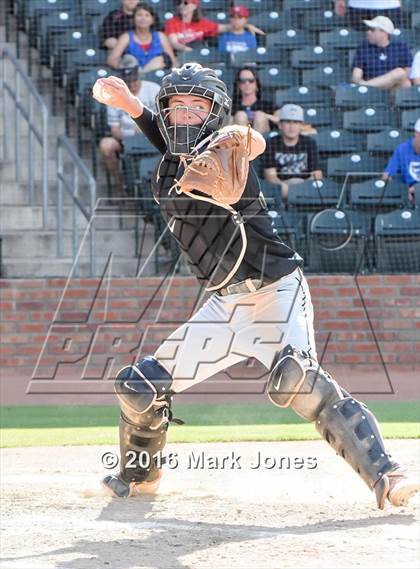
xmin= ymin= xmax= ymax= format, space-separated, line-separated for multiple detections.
xmin=348 ymin=1 xmax=400 ymax=9
xmin=107 ymin=80 xmax=160 ymax=138
xmin=410 ymin=50 xmax=420 ymax=80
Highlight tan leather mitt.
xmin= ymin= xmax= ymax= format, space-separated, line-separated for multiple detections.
xmin=176 ymin=126 xmax=254 ymax=205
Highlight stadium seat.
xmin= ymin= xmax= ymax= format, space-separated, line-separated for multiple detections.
xmin=269 ymin=210 xmax=306 ymax=257
xmin=350 ymin=179 xmax=408 ymax=211
xmin=319 ymin=28 xmax=364 ymax=49
xmin=248 ymin=11 xmax=298 ymax=34
xmin=178 ymin=47 xmax=230 ymax=67
xmin=275 ymin=85 xmax=332 ymax=107
xmin=367 ymin=128 xmax=410 ymax=154
xmin=287 ymin=179 xmax=341 ymax=211
xmin=37 ymin=11 xmax=89 ymax=64
xmin=265 ymin=29 xmax=316 ymax=51
xmin=282 ymin=0 xmax=331 ymax=11
xmin=375 ymin=208 xmax=420 ymax=272
xmin=335 ymin=85 xmax=390 ymax=109
xmin=258 ymin=66 xmax=299 ymax=91
xmin=258 ymin=180 xmax=283 ymax=211
xmin=303 ymin=107 xmax=337 ymax=128
xmin=302 ymin=64 xmax=348 ymax=87
xmin=123 ymin=135 xmax=160 ymax=157
xmin=308 ymin=208 xmax=370 ymax=273
xmin=412 ymin=12 xmax=420 ymax=29
xmin=291 ymin=46 xmax=341 ymax=69
xmin=391 ymin=28 xmax=419 ymax=45
xmin=303 ymin=9 xmax=343 ymax=31
xmin=231 ymin=47 xmax=287 ymax=68
xmin=327 ymin=153 xmax=385 ymax=180
xmin=395 ymin=85 xmax=420 ymax=109
xmin=343 ymin=108 xmax=397 ymax=132
xmin=316 ymin=128 xmax=365 ymax=154
xmin=80 ymin=0 xmax=119 ymax=17
xmin=401 ymin=110 xmax=419 ymax=131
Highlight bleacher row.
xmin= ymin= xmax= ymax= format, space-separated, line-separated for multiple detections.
xmin=9 ymin=0 xmax=420 ymax=274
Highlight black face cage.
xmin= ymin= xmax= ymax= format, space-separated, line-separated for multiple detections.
xmin=156 ymin=84 xmax=231 ymax=156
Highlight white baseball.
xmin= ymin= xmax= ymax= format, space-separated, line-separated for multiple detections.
xmin=92 ymin=80 xmax=112 ymax=103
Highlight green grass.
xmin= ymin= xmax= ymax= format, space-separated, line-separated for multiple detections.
xmin=1 ymin=402 xmax=419 ymax=448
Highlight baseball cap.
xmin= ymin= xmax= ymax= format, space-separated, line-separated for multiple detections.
xmin=117 ymin=54 xmax=139 ymax=82
xmin=230 ymin=5 xmax=249 ymax=18
xmin=415 ymin=118 xmax=420 ymax=133
xmin=363 ymin=16 xmax=395 ymax=34
xmin=279 ymin=104 xmax=304 ymax=122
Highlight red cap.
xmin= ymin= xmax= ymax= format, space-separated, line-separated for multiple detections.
xmin=230 ymin=5 xmax=249 ymax=18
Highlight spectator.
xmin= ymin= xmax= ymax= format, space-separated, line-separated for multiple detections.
xmin=231 ymin=66 xmax=278 ymax=134
xmin=218 ymin=5 xmax=257 ymax=54
xmin=107 ymin=3 xmax=178 ymax=73
xmin=100 ymin=0 xmax=139 ymax=50
xmin=164 ymin=0 xmax=263 ymax=53
xmin=263 ymin=104 xmax=322 ymax=202
xmin=351 ymin=16 xmax=412 ymax=90
xmin=383 ymin=118 xmax=420 ymax=205
xmin=334 ymin=0 xmax=402 ymax=30
xmin=410 ymin=50 xmax=420 ymax=85
xmin=99 ymin=65 xmax=160 ymax=186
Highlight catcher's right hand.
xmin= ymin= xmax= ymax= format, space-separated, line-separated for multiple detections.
xmin=92 ymin=76 xmax=143 ymax=118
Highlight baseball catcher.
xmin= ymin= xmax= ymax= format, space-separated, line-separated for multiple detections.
xmin=93 ymin=63 xmax=419 ymax=508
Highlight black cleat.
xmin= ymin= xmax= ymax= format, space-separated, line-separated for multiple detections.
xmin=101 ymin=474 xmax=131 ymax=498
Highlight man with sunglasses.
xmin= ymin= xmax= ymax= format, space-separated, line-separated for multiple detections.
xmin=92 ymin=63 xmax=419 ymax=509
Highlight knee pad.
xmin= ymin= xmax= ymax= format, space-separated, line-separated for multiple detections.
xmin=115 ymin=356 xmax=173 ymax=425
xmin=114 ymin=357 xmax=174 ymax=483
xmin=266 ymin=344 xmax=342 ymax=421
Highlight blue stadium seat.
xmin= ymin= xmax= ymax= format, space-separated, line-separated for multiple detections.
xmin=375 ymin=208 xmax=420 ymax=272
xmin=401 ymin=110 xmax=419 ymax=131
xmin=258 ymin=66 xmax=299 ymax=91
xmin=178 ymin=47 xmax=230 ymax=67
xmin=248 ymin=11 xmax=298 ymax=34
xmin=80 ymin=0 xmax=119 ymax=17
xmin=343 ymin=107 xmax=398 ymax=132
xmin=231 ymin=47 xmax=287 ymax=68
xmin=303 ymin=9 xmax=343 ymax=31
xmin=258 ymin=180 xmax=283 ymax=211
xmin=335 ymin=85 xmax=390 ymax=109
xmin=265 ymin=29 xmax=316 ymax=51
xmin=303 ymin=107 xmax=337 ymax=128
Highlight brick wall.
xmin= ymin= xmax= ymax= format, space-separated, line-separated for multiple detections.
xmin=1 ymin=275 xmax=419 ymax=404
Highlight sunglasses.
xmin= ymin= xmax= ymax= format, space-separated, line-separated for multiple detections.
xmin=239 ymin=78 xmax=256 ymax=84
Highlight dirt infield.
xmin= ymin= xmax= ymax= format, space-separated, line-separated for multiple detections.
xmin=1 ymin=440 xmax=419 ymax=569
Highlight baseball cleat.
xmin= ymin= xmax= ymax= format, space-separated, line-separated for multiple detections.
xmin=387 ymin=469 xmax=420 ymax=507
xmin=102 ymin=470 xmax=162 ymax=498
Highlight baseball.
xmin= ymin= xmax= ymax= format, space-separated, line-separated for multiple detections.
xmin=92 ymin=80 xmax=112 ymax=104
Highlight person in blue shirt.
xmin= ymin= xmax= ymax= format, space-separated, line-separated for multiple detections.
xmin=383 ymin=119 xmax=420 ymax=205
xmin=107 ymin=3 xmax=178 ymax=73
xmin=351 ymin=16 xmax=412 ymax=90
xmin=218 ymin=5 xmax=257 ymax=54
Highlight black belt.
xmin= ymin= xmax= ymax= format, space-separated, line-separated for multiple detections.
xmin=216 ymin=277 xmax=274 ymax=296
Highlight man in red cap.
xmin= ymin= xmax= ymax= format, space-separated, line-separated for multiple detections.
xmin=218 ymin=5 xmax=257 ymax=54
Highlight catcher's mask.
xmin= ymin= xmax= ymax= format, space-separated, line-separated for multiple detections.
xmin=156 ymin=63 xmax=232 ymax=156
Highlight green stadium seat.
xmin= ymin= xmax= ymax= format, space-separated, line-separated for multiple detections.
xmin=178 ymin=47 xmax=230 ymax=67
xmin=343 ymin=108 xmax=397 ymax=132
xmin=401 ymin=110 xmax=419 ymax=131
xmin=270 ymin=210 xmax=306 ymax=258
xmin=308 ymin=208 xmax=370 ymax=273
xmin=303 ymin=9 xmax=343 ymax=32
xmin=302 ymin=64 xmax=348 ymax=87
xmin=258 ymin=66 xmax=299 ymax=91
xmin=258 ymin=180 xmax=283 ymax=211
xmin=335 ymin=85 xmax=390 ymax=109
xmin=319 ymin=28 xmax=364 ymax=49
xmin=265 ymin=29 xmax=316 ymax=51
xmin=80 ymin=0 xmax=119 ymax=17
xmin=316 ymin=128 xmax=365 ymax=154
xmin=303 ymin=107 xmax=336 ymax=128
xmin=231 ymin=47 xmax=287 ymax=68
xmin=287 ymin=179 xmax=341 ymax=212
xmin=375 ymin=208 xmax=420 ymax=272
xmin=327 ymin=153 xmax=386 ymax=180
xmin=248 ymin=11 xmax=298 ymax=34
xmin=275 ymin=85 xmax=332 ymax=107
xmin=367 ymin=128 xmax=410 ymax=154
xmin=283 ymin=0 xmax=330 ymax=11
xmin=291 ymin=46 xmax=341 ymax=69
xmin=350 ymin=179 xmax=408 ymax=211
xmin=395 ymin=86 xmax=420 ymax=110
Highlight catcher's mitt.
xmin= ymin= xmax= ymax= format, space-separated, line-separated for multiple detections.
xmin=173 ymin=126 xmax=265 ymax=205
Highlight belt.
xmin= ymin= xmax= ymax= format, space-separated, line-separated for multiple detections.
xmin=216 ymin=277 xmax=272 ymax=296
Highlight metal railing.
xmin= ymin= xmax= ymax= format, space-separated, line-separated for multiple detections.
xmin=1 ymin=46 xmax=49 ymax=226
xmin=57 ymin=135 xmax=96 ymax=277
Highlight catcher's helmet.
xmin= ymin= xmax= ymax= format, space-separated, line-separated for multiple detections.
xmin=156 ymin=62 xmax=232 ymax=155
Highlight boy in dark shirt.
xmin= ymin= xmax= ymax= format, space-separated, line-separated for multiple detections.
xmin=263 ymin=104 xmax=322 ymax=202
xmin=351 ymin=16 xmax=412 ymax=90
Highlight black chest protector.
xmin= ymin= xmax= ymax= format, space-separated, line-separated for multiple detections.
xmin=151 ymin=154 xmax=302 ymax=291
